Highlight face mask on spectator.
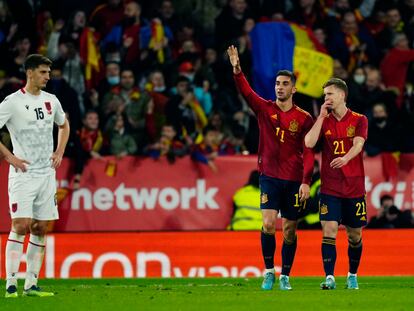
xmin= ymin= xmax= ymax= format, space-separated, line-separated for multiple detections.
xmin=108 ymin=76 xmax=120 ymax=85
xmin=353 ymin=74 xmax=365 ymax=85
xmin=154 ymin=86 xmax=166 ymax=92
xmin=373 ymin=117 xmax=386 ymax=124
xmin=181 ymin=73 xmax=195 ymax=82
xmin=123 ymin=17 xmax=136 ymax=27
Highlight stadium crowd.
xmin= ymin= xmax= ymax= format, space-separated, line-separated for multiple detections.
xmin=0 ymin=0 xmax=414 ymax=182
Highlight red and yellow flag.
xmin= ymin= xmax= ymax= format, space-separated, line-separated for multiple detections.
xmin=80 ymin=27 xmax=104 ymax=90
xmin=149 ymin=19 xmax=165 ymax=64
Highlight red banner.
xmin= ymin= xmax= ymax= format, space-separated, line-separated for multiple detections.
xmin=0 ymin=230 xmax=413 ymax=279
xmin=0 ymin=155 xmax=414 ymax=232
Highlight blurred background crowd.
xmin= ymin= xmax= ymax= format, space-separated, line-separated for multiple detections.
xmin=0 ymin=0 xmax=414 ymax=191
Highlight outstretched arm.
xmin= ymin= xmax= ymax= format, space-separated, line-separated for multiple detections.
xmin=228 ymin=45 xmax=267 ymax=113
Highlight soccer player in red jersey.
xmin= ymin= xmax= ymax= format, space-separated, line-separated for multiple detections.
xmin=305 ymin=78 xmax=368 ymax=290
xmin=228 ymin=45 xmax=314 ymax=290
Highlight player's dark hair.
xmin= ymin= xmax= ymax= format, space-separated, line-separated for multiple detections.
xmin=24 ymin=54 xmax=52 ymax=72
xmin=276 ymin=70 xmax=296 ymax=85
xmin=323 ymin=78 xmax=348 ymax=99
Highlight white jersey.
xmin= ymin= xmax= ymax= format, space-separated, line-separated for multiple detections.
xmin=0 ymin=88 xmax=66 ymax=177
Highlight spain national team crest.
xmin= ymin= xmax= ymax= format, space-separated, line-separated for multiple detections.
xmin=289 ymin=119 xmax=299 ymax=132
xmin=346 ymin=125 xmax=355 ymax=137
xmin=44 ymin=101 xmax=52 ymax=114
xmin=319 ymin=202 xmax=328 ymax=215
xmin=261 ymin=193 xmax=268 ymax=204
xmin=11 ymin=203 xmax=18 ymax=213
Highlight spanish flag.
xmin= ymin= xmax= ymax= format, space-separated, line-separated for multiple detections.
xmin=148 ymin=18 xmax=165 ymax=64
xmin=79 ymin=27 xmax=104 ymax=90
xmin=250 ymin=22 xmax=333 ymax=99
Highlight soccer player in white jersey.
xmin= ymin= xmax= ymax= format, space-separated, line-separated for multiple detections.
xmin=0 ymin=54 xmax=69 ymax=298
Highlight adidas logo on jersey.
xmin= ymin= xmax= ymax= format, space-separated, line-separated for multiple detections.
xmin=25 ymin=105 xmax=29 ymax=110
xmin=325 ymin=130 xmax=332 ymax=135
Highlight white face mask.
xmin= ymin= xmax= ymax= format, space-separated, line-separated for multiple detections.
xmin=353 ymin=74 xmax=365 ymax=85
xmin=107 ymin=76 xmax=120 ymax=86
xmin=153 ymin=86 xmax=166 ymax=92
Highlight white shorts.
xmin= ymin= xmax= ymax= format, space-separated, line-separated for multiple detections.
xmin=8 ymin=173 xmax=59 ymax=220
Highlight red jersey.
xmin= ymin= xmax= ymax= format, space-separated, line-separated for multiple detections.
xmin=234 ymin=72 xmax=314 ymax=184
xmin=320 ymin=109 xmax=368 ymax=198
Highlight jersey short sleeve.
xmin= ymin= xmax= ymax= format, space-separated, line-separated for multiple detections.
xmin=53 ymin=96 xmax=66 ymax=126
xmin=0 ymin=96 xmax=13 ymax=128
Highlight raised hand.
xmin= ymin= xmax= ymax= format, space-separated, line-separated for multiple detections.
xmin=319 ymin=100 xmax=333 ymax=118
xmin=227 ymin=45 xmax=241 ymax=74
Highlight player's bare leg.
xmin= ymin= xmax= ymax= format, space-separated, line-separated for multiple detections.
xmin=5 ymin=218 xmax=30 ymax=298
xmin=320 ymin=221 xmax=338 ymax=289
xmin=23 ymin=219 xmax=54 ymax=297
xmin=279 ymin=219 xmax=297 ymax=290
xmin=261 ymin=210 xmax=277 ymax=290
xmin=345 ymin=226 xmax=363 ymax=289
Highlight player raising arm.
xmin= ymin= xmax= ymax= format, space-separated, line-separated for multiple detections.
xmin=228 ymin=45 xmax=314 ymax=291
xmin=305 ymin=78 xmax=368 ymax=290
xmin=1 ymin=54 xmax=69 ymax=298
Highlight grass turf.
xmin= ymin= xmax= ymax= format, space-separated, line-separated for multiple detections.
xmin=1 ymin=277 xmax=413 ymax=311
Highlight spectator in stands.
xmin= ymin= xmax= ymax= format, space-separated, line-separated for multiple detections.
xmin=74 ymin=110 xmax=105 ymax=189
xmin=157 ymin=0 xmax=181 ymax=35
xmin=5 ymin=35 xmax=32 ymax=88
xmin=177 ymin=61 xmax=213 ymax=116
xmin=376 ymin=7 xmax=406 ymax=55
xmin=347 ymin=67 xmax=365 ymax=114
xmin=361 ymin=68 xmax=397 ymax=117
xmin=94 ymin=61 xmax=121 ymax=105
xmin=79 ymin=110 xmax=105 ymax=160
xmin=145 ymin=123 xmax=188 ymax=163
xmin=229 ymin=170 xmax=261 ymax=230
xmin=45 ymin=63 xmax=82 ymax=130
xmin=365 ymin=103 xmax=400 ymax=157
xmin=398 ymin=0 xmax=414 ymax=43
xmin=0 ymin=1 xmax=18 ymax=60
xmin=191 ymin=126 xmax=220 ymax=172
xmin=287 ymin=0 xmax=326 ymax=29
xmin=367 ymin=194 xmax=413 ymax=228
xmin=89 ymin=0 xmax=124 ymax=38
xmin=328 ymin=11 xmax=378 ymax=72
xmin=215 ymin=0 xmax=250 ymax=52
xmin=166 ymin=76 xmax=208 ymax=143
xmin=333 ymin=59 xmax=349 ymax=81
xmin=107 ymin=113 xmax=137 ymax=157
xmin=219 ymin=123 xmax=248 ymax=155
xmin=380 ymin=33 xmax=414 ymax=109
xmin=102 ymin=68 xmax=138 ymax=113
xmin=61 ymin=10 xmax=86 ymax=48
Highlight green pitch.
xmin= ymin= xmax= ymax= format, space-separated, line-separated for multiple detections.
xmin=1 ymin=277 xmax=413 ymax=311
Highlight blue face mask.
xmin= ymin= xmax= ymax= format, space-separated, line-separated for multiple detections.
xmin=107 ymin=76 xmax=120 ymax=86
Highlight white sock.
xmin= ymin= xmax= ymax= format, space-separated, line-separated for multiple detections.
xmin=326 ymin=275 xmax=335 ymax=281
xmin=279 ymin=274 xmax=289 ymax=280
xmin=24 ymin=234 xmax=45 ymax=290
xmin=265 ymin=268 xmax=275 ymax=274
xmin=348 ymin=272 xmax=357 ymax=277
xmin=6 ymin=232 xmax=25 ymax=289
